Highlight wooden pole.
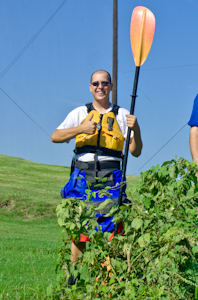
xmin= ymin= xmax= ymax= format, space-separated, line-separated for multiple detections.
xmin=112 ymin=0 xmax=117 ymax=105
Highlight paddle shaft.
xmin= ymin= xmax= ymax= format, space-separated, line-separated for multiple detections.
xmin=114 ymin=66 xmax=140 ymax=236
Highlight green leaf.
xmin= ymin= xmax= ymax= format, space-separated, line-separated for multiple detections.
xmin=195 ymin=287 xmax=198 ymax=299
xmin=87 ymin=181 xmax=91 ymax=187
xmin=92 ymin=192 xmax=96 ymax=198
xmin=57 ymin=217 xmax=66 ymax=226
xmin=101 ymin=177 xmax=107 ymax=183
xmin=70 ymin=223 xmax=75 ymax=230
xmin=95 ymin=199 xmax=112 ymax=211
xmin=85 ymin=189 xmax=91 ymax=195
xmin=82 ymin=219 xmax=89 ymax=226
xmin=137 ymin=233 xmax=150 ymax=247
xmin=132 ymin=218 xmax=143 ymax=230
xmin=105 ymin=186 xmax=112 ymax=190
xmin=94 ymin=183 xmax=104 ymax=188
xmin=109 ymin=277 xmax=116 ymax=284
xmin=80 ymin=265 xmax=89 ymax=283
xmin=46 ymin=283 xmax=52 ymax=296
xmin=192 ymin=246 xmax=198 ymax=255
xmin=76 ymin=175 xmax=84 ymax=179
xmin=104 ymin=206 xmax=118 ymax=217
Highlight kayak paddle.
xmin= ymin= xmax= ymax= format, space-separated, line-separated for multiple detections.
xmin=114 ymin=6 xmax=155 ymax=236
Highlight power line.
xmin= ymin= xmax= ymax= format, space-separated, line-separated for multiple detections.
xmin=0 ymin=0 xmax=191 ymax=169
xmin=0 ymin=0 xmax=73 ymax=158
xmin=187 ymin=0 xmax=198 ymax=9
xmin=0 ymin=87 xmax=72 ymax=158
xmin=0 ymin=0 xmax=67 ymax=80
xmin=122 ymin=63 xmax=198 ymax=73
xmin=133 ymin=122 xmax=188 ymax=175
xmin=118 ymin=65 xmax=153 ymax=103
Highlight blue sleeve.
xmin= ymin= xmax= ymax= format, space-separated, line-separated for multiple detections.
xmin=188 ymin=94 xmax=198 ymax=127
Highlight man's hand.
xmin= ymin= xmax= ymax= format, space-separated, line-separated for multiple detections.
xmin=126 ymin=114 xmax=139 ymax=132
xmin=81 ymin=113 xmax=97 ymax=135
xmin=51 ymin=113 xmax=97 ymax=143
xmin=126 ymin=114 xmax=142 ymax=157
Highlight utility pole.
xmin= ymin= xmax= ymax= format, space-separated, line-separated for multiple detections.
xmin=112 ymin=0 xmax=117 ymax=105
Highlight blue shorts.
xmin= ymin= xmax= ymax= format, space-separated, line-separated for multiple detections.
xmin=61 ymin=168 xmax=127 ymax=233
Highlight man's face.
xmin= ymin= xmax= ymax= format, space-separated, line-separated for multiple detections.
xmin=89 ymin=71 xmax=113 ymax=103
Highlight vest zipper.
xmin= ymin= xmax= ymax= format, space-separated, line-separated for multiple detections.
xmin=96 ymin=114 xmax=103 ymax=149
xmin=94 ymin=114 xmax=103 ymax=183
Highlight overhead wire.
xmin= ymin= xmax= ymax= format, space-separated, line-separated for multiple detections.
xmin=119 ymin=66 xmax=190 ymax=174
xmin=1 ymin=1 xmax=194 ymax=169
xmin=0 ymin=88 xmax=50 ymax=137
xmin=187 ymin=0 xmax=198 ymax=9
xmin=0 ymin=0 xmax=72 ymax=158
xmin=133 ymin=122 xmax=188 ymax=175
xmin=0 ymin=87 xmax=72 ymax=158
xmin=121 ymin=63 xmax=198 ymax=73
xmin=118 ymin=65 xmax=153 ymax=103
xmin=0 ymin=0 xmax=67 ymax=80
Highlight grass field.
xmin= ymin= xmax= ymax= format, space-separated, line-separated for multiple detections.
xmin=0 ymin=154 xmax=140 ymax=299
xmin=0 ymin=217 xmax=61 ymax=299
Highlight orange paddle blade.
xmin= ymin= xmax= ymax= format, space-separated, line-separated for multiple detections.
xmin=130 ymin=6 xmax=155 ymax=67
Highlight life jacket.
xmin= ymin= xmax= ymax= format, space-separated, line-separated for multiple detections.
xmin=74 ymin=103 xmax=124 ymax=158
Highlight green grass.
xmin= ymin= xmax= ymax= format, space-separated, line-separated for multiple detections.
xmin=0 ymin=154 xmax=70 ymax=219
xmin=0 ymin=217 xmax=61 ymax=299
xmin=0 ymin=153 xmax=140 ymax=299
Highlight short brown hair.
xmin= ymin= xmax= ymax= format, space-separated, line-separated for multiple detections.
xmin=90 ymin=70 xmax=111 ymax=84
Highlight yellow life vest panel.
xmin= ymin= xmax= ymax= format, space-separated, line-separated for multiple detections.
xmin=74 ymin=103 xmax=124 ymax=158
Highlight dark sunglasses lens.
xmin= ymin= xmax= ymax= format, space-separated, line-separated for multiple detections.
xmin=92 ymin=81 xmax=109 ymax=87
xmin=102 ymin=81 xmax=109 ymax=86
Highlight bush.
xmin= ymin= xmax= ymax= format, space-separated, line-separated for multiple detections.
xmin=53 ymin=158 xmax=198 ymax=299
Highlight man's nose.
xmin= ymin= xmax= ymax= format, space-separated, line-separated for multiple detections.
xmin=98 ymin=82 xmax=103 ymax=88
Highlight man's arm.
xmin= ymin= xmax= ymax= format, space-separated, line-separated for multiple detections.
xmin=126 ymin=114 xmax=142 ymax=157
xmin=51 ymin=113 xmax=96 ymax=143
xmin=189 ymin=126 xmax=198 ymax=164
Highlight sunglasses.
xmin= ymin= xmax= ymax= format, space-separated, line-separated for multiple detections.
xmin=91 ymin=81 xmax=110 ymax=87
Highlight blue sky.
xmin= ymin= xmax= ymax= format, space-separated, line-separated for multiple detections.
xmin=0 ymin=0 xmax=198 ymax=176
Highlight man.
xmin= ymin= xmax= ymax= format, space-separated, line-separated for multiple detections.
xmin=51 ymin=70 xmax=142 ymax=265
xmin=189 ymin=94 xmax=198 ymax=164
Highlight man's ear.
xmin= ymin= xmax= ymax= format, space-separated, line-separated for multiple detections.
xmin=110 ymin=83 xmax=113 ymax=91
xmin=89 ymin=83 xmax=92 ymax=92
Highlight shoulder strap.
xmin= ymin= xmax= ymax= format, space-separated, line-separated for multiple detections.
xmin=86 ymin=103 xmax=120 ymax=115
xmin=85 ymin=103 xmax=95 ymax=113
xmin=111 ymin=105 xmax=120 ymax=116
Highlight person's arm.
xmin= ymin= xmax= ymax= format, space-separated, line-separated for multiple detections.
xmin=126 ymin=114 xmax=142 ymax=157
xmin=189 ymin=126 xmax=198 ymax=164
xmin=51 ymin=113 xmax=97 ymax=143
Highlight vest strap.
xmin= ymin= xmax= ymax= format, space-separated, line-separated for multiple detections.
xmin=75 ymin=160 xmax=120 ymax=171
xmin=85 ymin=103 xmax=120 ymax=116
xmin=74 ymin=145 xmax=123 ymax=158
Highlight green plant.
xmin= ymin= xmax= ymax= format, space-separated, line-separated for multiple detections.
xmin=53 ymin=158 xmax=198 ymax=299
xmin=0 ymin=154 xmax=138 ymax=299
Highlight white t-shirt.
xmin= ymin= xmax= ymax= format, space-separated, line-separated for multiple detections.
xmin=57 ymin=104 xmax=133 ymax=162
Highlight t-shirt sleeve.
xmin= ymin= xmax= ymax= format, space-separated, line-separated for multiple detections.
xmin=117 ymin=108 xmax=134 ymax=139
xmin=57 ymin=106 xmax=87 ymax=130
xmin=188 ymin=94 xmax=198 ymax=127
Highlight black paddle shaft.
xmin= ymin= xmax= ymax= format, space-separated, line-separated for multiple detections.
xmin=114 ymin=66 xmax=140 ymax=236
